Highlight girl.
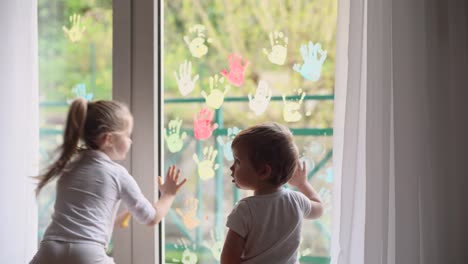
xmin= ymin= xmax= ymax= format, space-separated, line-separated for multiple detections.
xmin=30 ymin=98 xmax=186 ymax=264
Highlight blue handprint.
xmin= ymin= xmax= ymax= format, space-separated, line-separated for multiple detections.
xmin=67 ymin=83 xmax=93 ymax=104
xmin=216 ymin=127 xmax=241 ymax=161
xmin=293 ymin=42 xmax=327 ymax=82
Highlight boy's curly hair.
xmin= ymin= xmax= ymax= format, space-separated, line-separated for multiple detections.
xmin=231 ymin=122 xmax=299 ymax=186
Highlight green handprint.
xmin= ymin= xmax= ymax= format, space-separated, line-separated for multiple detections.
xmin=193 ymin=146 xmax=219 ymax=181
xmin=165 ymin=118 xmax=187 ymax=153
xmin=62 ymin=14 xmax=86 ymax=42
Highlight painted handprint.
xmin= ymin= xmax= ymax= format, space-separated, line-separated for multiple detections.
xmin=176 ymin=198 xmax=201 ymax=230
xmin=184 ymin=24 xmax=212 ymax=58
xmin=293 ymin=41 xmax=327 ymax=81
xmin=193 ymin=107 xmax=218 ymax=140
xmin=171 ymin=239 xmax=198 ymax=264
xmin=67 ymin=83 xmax=93 ymax=104
xmin=248 ymin=80 xmax=272 ymax=116
xmin=318 ymin=167 xmax=334 ymax=184
xmin=164 ymin=118 xmax=187 ymax=153
xmin=282 ymin=90 xmax=306 ymax=122
xmin=221 ymin=53 xmax=249 ymax=87
xmin=174 ymin=60 xmax=199 ymax=96
xmin=201 ymin=74 xmax=230 ymax=109
xmin=62 ymin=14 xmax=86 ymax=42
xmin=297 ymin=236 xmax=312 ymax=259
xmin=263 ymin=31 xmax=288 ymax=65
xmin=193 ymin=146 xmax=219 ymax=181
xmin=318 ymin=187 xmax=331 ymax=213
xmin=216 ymin=127 xmax=241 ymax=161
xmin=202 ymin=230 xmax=224 ymax=261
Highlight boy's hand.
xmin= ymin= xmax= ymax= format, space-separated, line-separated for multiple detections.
xmin=158 ymin=165 xmax=187 ymax=196
xmin=288 ymin=160 xmax=307 ymax=188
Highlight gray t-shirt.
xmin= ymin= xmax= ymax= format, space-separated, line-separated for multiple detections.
xmin=226 ymin=188 xmax=312 ymax=264
xmin=43 ymin=150 xmax=156 ymax=246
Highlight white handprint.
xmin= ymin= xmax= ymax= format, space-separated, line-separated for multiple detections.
xmin=202 ymin=230 xmax=224 ymax=261
xmin=282 ymin=90 xmax=306 ymax=122
xmin=174 ymin=60 xmax=199 ymax=96
xmin=293 ymin=41 xmax=327 ymax=81
xmin=201 ymin=74 xmax=230 ymax=109
xmin=193 ymin=146 xmax=219 ymax=181
xmin=318 ymin=187 xmax=331 ymax=213
xmin=248 ymin=80 xmax=272 ymax=116
xmin=263 ymin=31 xmax=288 ymax=65
xmin=297 ymin=236 xmax=312 ymax=259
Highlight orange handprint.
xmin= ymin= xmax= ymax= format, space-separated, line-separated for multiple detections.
xmin=221 ymin=53 xmax=249 ymax=87
xmin=176 ymin=198 xmax=201 ymax=230
xmin=193 ymin=107 xmax=218 ymax=140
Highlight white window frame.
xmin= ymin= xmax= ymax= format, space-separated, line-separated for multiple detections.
xmin=113 ymin=0 xmax=161 ymax=263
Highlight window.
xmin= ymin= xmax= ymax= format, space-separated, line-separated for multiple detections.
xmin=162 ymin=1 xmax=336 ymax=263
xmin=37 ymin=0 xmax=113 ymax=249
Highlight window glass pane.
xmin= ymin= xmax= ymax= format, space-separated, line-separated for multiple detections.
xmin=37 ymin=0 xmax=113 ymax=250
xmin=162 ymin=1 xmax=336 ymax=263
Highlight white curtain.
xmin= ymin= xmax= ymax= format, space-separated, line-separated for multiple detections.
xmin=0 ymin=0 xmax=39 ymax=262
xmin=332 ymin=0 xmax=468 ymax=263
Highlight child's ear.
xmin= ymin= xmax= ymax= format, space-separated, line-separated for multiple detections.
xmin=258 ymin=163 xmax=272 ymax=180
xmin=99 ymin=132 xmax=113 ymax=148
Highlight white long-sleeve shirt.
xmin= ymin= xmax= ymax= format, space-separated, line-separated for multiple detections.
xmin=42 ymin=150 xmax=156 ymax=246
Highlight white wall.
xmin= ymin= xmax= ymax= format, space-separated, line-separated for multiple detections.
xmin=0 ymin=0 xmax=39 ymax=262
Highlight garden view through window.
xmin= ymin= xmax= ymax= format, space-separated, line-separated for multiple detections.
xmin=37 ymin=0 xmax=336 ymax=263
xmin=162 ymin=1 xmax=337 ymax=263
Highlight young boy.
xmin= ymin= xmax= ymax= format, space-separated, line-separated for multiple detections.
xmin=221 ymin=122 xmax=323 ymax=264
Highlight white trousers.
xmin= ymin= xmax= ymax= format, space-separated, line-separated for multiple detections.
xmin=30 ymin=240 xmax=115 ymax=264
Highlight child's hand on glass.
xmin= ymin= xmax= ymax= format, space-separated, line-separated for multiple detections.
xmin=288 ymin=161 xmax=307 ymax=188
xmin=158 ymin=165 xmax=187 ymax=196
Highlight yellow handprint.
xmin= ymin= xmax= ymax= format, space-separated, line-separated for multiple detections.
xmin=176 ymin=198 xmax=200 ymax=230
xmin=193 ymin=146 xmax=219 ymax=181
xmin=62 ymin=14 xmax=86 ymax=42
xmin=263 ymin=31 xmax=288 ymax=65
xmin=201 ymin=74 xmax=230 ymax=109
xmin=282 ymin=90 xmax=306 ymax=122
xmin=184 ymin=24 xmax=212 ymax=58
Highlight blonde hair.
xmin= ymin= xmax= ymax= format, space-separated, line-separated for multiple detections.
xmin=231 ymin=122 xmax=299 ymax=186
xmin=35 ymin=98 xmax=131 ymax=195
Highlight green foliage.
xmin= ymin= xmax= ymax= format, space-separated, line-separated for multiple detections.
xmin=38 ymin=0 xmax=112 ymax=101
xmin=164 ymin=0 xmax=337 ymax=127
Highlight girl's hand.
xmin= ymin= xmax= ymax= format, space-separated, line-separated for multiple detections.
xmin=158 ymin=165 xmax=187 ymax=196
xmin=288 ymin=160 xmax=307 ymax=188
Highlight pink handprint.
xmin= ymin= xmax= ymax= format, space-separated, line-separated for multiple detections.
xmin=220 ymin=53 xmax=249 ymax=87
xmin=193 ymin=107 xmax=218 ymax=140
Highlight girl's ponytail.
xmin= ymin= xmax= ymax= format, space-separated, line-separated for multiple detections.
xmin=35 ymin=98 xmax=88 ymax=195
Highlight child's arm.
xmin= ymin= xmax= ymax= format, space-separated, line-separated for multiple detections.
xmin=289 ymin=161 xmax=323 ymax=219
xmin=147 ymin=165 xmax=187 ymax=226
xmin=221 ymin=229 xmax=245 ymax=264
